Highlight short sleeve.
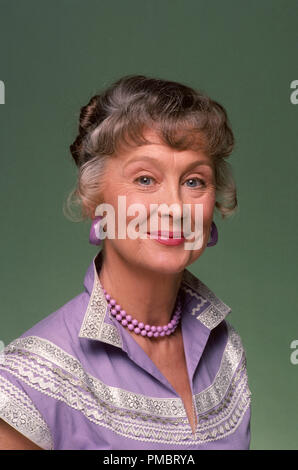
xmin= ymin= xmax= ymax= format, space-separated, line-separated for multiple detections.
xmin=0 ymin=342 xmax=54 ymax=450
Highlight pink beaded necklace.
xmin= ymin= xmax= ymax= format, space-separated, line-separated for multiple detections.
xmin=103 ymin=286 xmax=182 ymax=338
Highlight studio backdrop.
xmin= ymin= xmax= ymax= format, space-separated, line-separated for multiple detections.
xmin=0 ymin=0 xmax=297 ymax=450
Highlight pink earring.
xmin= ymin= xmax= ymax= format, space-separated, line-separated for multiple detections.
xmin=89 ymin=216 xmax=103 ymax=245
xmin=207 ymin=221 xmax=218 ymax=247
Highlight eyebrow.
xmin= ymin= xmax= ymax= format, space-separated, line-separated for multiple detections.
xmin=123 ymin=155 xmax=213 ymax=170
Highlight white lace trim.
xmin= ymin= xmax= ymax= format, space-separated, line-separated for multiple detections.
xmin=181 ymin=270 xmax=231 ymax=329
xmin=0 ymin=375 xmax=54 ymax=450
xmin=0 ymin=323 xmax=252 ymax=445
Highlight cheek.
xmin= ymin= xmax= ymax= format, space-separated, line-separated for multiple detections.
xmin=114 ymin=193 xmax=151 ymax=232
xmin=103 ymin=181 xmax=141 ymax=213
xmin=191 ymin=192 xmax=216 ymax=224
xmin=203 ymin=201 xmax=215 ymax=221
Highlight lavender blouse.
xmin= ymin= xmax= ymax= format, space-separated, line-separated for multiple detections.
xmin=0 ymin=250 xmax=252 ymax=450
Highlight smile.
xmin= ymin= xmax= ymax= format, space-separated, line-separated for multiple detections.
xmin=147 ymin=231 xmax=185 ymax=246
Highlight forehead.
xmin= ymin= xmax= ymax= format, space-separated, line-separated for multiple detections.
xmin=115 ymin=128 xmax=212 ymax=166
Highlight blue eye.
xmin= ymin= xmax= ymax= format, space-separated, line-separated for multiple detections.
xmin=135 ymin=175 xmax=154 ymax=186
xmin=134 ymin=175 xmax=206 ymax=188
xmin=185 ymin=178 xmax=205 ymax=188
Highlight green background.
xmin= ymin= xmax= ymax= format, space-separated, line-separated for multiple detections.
xmin=0 ymin=0 xmax=297 ymax=450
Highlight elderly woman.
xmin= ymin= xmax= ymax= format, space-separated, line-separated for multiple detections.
xmin=0 ymin=75 xmax=252 ymax=450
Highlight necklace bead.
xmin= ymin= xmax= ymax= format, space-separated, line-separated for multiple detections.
xmin=102 ymin=286 xmax=182 ymax=338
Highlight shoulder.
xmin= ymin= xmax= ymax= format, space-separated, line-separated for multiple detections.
xmin=213 ymin=318 xmax=251 ymax=374
xmin=223 ymin=319 xmax=249 ymax=353
xmin=221 ymin=319 xmax=252 ymax=402
xmin=223 ymin=319 xmax=250 ymax=363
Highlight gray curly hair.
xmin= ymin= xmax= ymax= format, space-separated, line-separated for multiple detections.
xmin=64 ymin=74 xmax=237 ymax=222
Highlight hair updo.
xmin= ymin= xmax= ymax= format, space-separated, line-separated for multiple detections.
xmin=64 ymin=74 xmax=237 ymax=221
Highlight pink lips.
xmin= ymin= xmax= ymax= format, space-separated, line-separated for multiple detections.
xmin=147 ymin=231 xmax=185 ymax=246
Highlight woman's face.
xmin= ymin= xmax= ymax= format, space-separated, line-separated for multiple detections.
xmin=98 ymin=129 xmax=216 ymax=275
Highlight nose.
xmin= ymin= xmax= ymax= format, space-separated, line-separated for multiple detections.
xmin=157 ymin=182 xmax=184 ymax=230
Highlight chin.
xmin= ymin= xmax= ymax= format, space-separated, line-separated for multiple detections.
xmin=111 ymin=240 xmax=198 ymax=274
xmin=141 ymin=249 xmax=193 ymax=275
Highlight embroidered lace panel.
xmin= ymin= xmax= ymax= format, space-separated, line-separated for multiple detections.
xmin=0 ymin=375 xmax=53 ymax=450
xmin=181 ymin=270 xmax=231 ymax=329
xmin=79 ymin=269 xmax=123 ymax=348
xmin=0 ymin=323 xmax=251 ymax=445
